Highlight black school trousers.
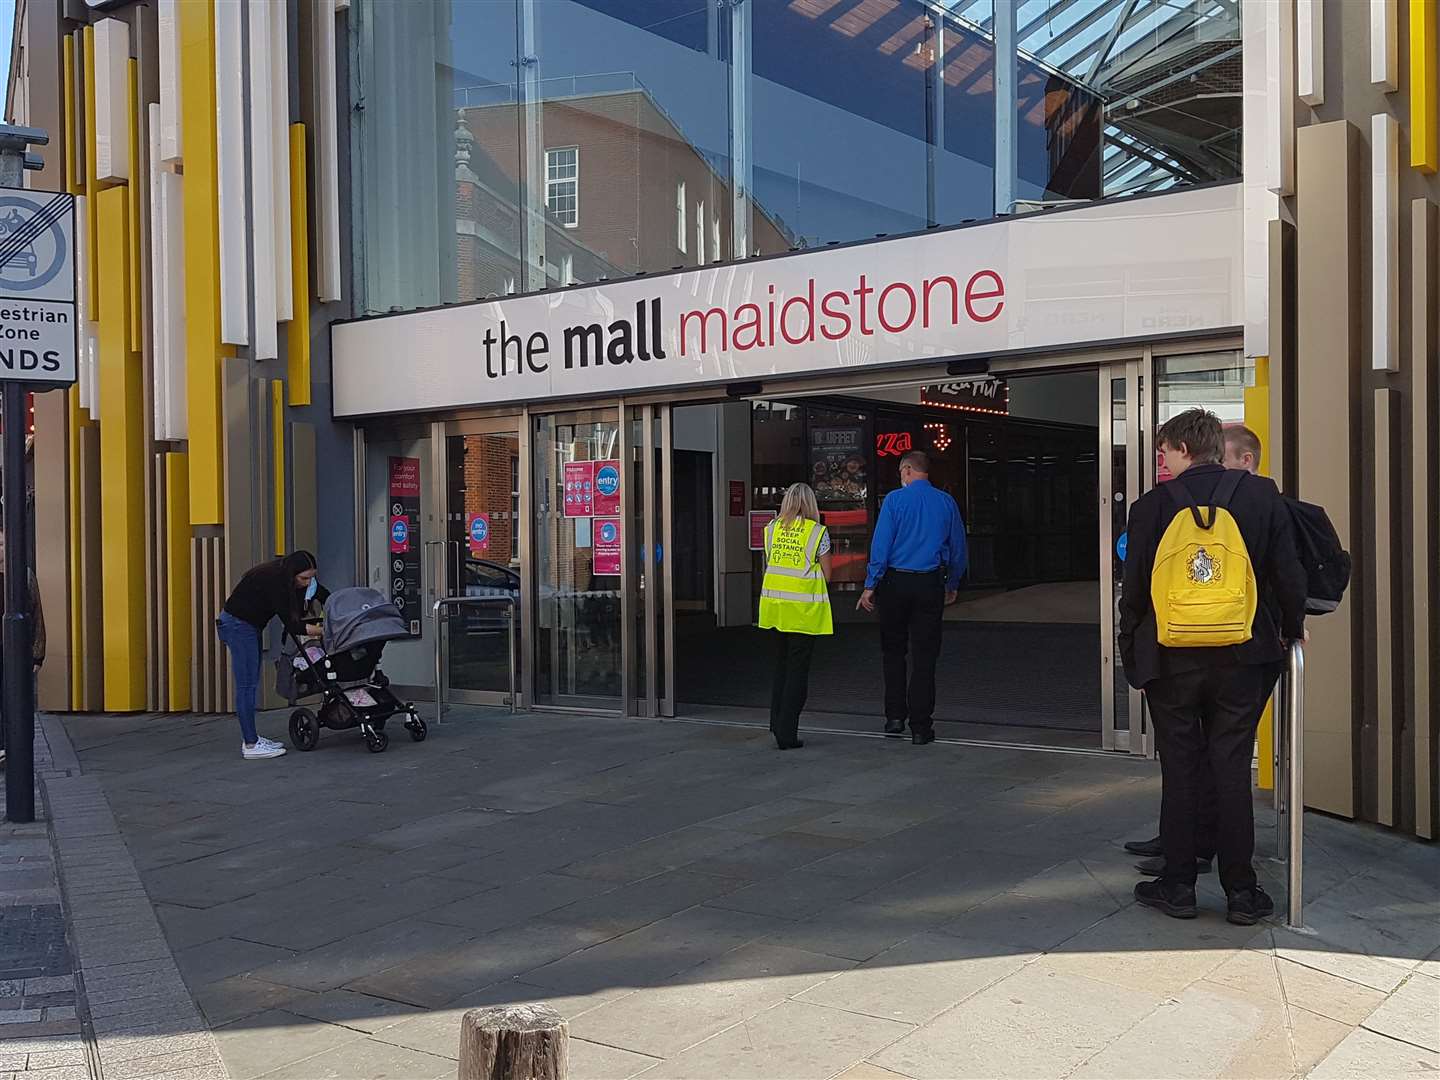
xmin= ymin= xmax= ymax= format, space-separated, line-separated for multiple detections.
xmin=769 ymin=630 xmax=817 ymax=746
xmin=1145 ymin=663 xmax=1273 ymax=895
xmin=878 ymin=570 xmax=945 ymax=735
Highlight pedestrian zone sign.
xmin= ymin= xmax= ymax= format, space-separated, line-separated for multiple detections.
xmin=0 ymin=186 xmax=77 ymax=386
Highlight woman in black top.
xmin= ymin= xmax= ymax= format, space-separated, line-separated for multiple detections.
xmin=217 ymin=551 xmax=328 ymax=759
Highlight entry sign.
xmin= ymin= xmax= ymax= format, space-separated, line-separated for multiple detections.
xmin=469 ymin=513 xmax=490 ymax=555
xmin=0 ymin=187 xmax=78 ymax=386
xmin=1116 ymin=531 xmax=1128 ymax=561
xmin=593 ymin=461 xmax=621 ymax=515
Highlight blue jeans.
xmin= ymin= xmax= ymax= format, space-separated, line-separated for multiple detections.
xmin=216 ymin=612 xmax=262 ymax=744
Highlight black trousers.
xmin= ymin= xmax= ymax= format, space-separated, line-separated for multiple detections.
xmin=769 ymin=630 xmax=816 ymax=746
xmin=878 ymin=570 xmax=945 ymax=735
xmin=1145 ymin=664 xmax=1272 ymax=894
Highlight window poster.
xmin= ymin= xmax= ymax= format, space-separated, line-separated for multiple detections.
xmin=563 ymin=460 xmax=595 ymax=517
xmin=810 ymin=426 xmax=867 ymax=505
xmin=387 ymin=456 xmax=423 ymax=635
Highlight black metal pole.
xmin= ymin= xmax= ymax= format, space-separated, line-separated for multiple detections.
xmin=3 ymin=386 xmax=35 ymax=823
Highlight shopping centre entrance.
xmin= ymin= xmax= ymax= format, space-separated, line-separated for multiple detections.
xmin=672 ymin=369 xmax=1105 ymax=747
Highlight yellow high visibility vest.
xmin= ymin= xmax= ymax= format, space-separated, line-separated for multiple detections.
xmin=758 ymin=517 xmax=833 ymax=636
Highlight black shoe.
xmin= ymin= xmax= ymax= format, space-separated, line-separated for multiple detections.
xmin=1124 ymin=835 xmax=1163 ymax=858
xmin=1135 ymin=855 xmax=1212 ymax=876
xmin=883 ymin=719 xmax=905 ymax=737
xmin=1134 ymin=879 xmax=1198 ymax=919
xmin=1226 ymin=888 xmax=1275 ymax=926
xmin=775 ymin=740 xmax=805 ymax=750
xmin=911 ymin=730 xmax=935 ymax=745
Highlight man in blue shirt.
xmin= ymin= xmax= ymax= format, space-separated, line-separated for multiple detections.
xmin=858 ymin=450 xmax=967 ymax=745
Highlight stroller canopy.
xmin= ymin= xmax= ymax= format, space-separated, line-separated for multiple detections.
xmin=322 ymin=588 xmax=411 ymax=653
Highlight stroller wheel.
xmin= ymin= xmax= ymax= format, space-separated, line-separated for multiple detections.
xmin=406 ymin=710 xmax=428 ymax=742
xmin=289 ymin=708 xmax=320 ymax=752
xmin=366 ymin=730 xmax=389 ymax=753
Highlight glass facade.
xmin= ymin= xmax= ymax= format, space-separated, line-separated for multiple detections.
xmin=351 ymin=0 xmax=1240 ymax=317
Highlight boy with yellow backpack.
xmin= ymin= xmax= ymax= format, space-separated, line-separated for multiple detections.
xmin=1119 ymin=409 xmax=1307 ymax=925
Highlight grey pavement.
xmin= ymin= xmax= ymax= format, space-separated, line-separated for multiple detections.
xmin=30 ymin=707 xmax=1440 ymax=1080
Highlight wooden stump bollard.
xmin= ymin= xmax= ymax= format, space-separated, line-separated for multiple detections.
xmin=458 ymin=1003 xmax=568 ymax=1080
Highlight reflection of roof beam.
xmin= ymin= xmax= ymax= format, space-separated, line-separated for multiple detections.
xmin=1085 ymin=0 xmax=1143 ymax=83
xmin=1104 ymin=130 xmax=1200 ymax=182
xmin=1099 ymin=5 xmax=1235 ymax=86
xmin=1105 ymin=45 xmax=1241 ymax=111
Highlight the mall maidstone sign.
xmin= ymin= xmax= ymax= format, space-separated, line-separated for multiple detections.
xmin=332 ymin=184 xmax=1242 ymax=419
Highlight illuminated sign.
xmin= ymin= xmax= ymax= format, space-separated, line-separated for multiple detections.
xmin=875 ymin=431 xmax=913 ymax=457
xmin=921 ymin=378 xmax=1009 ymax=416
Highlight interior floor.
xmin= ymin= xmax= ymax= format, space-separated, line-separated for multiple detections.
xmin=676 ymin=616 xmax=1101 ymax=733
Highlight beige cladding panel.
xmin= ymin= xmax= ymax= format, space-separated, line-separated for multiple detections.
xmin=1295 ymin=121 xmax=1359 ymax=819
xmin=292 ymin=422 xmax=318 ymax=557
xmin=1373 ymin=387 xmax=1398 ymax=827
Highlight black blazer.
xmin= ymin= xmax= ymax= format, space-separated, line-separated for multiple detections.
xmin=1118 ymin=463 xmax=1307 ymax=689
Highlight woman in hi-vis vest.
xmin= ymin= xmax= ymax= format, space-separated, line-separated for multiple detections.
xmin=758 ymin=483 xmax=834 ymax=750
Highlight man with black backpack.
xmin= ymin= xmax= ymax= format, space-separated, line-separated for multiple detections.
xmin=1119 ymin=410 xmax=1307 ymax=924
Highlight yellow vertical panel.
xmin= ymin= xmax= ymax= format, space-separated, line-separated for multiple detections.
xmin=179 ymin=0 xmax=228 ymax=525
xmin=272 ymin=380 xmax=286 ymax=555
xmin=82 ymin=26 xmax=100 ymax=317
xmin=67 ymin=386 xmax=84 ymax=710
xmin=127 ymin=60 xmax=143 ymax=352
xmin=1412 ymin=0 xmax=1438 ymax=173
xmin=62 ymin=36 xmax=80 ymax=196
xmin=1246 ymin=356 xmax=1275 ymax=790
xmin=287 ymin=124 xmax=312 ymax=406
xmin=164 ymin=453 xmax=193 ymax=709
xmin=97 ymin=187 xmax=147 ymax=710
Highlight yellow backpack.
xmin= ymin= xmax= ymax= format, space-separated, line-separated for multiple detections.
xmin=1151 ymin=471 xmax=1257 ymax=648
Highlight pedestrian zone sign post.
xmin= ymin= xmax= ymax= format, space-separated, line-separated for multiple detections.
xmin=0 ymin=136 xmax=78 ymax=825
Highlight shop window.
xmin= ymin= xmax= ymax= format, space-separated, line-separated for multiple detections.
xmin=546 ymin=147 xmax=580 ymax=227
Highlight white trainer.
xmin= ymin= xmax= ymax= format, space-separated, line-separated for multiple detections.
xmin=256 ymin=736 xmax=286 ymax=751
xmin=242 ymin=741 xmax=286 ymax=760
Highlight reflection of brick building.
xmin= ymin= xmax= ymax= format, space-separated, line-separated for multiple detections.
xmin=459 ymin=87 xmax=792 ymax=299
xmin=457 ymin=435 xmax=519 ymax=564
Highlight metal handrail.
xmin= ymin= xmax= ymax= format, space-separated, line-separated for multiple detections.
xmin=1284 ymin=640 xmax=1305 ymax=929
xmin=432 ymin=596 xmax=519 ymax=724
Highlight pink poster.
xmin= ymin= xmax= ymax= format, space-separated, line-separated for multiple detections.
xmin=593 ymin=460 xmax=621 ymax=515
xmin=593 ymin=517 xmax=622 ymax=576
xmin=563 ymin=461 xmax=595 ymax=517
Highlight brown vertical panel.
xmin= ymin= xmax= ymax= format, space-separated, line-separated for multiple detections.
xmin=1268 ymin=218 xmax=1298 ymax=495
xmin=191 ymin=537 xmax=204 ymax=714
xmin=153 ymin=454 xmax=168 ymax=710
xmin=76 ymin=424 xmax=105 ymax=711
xmin=222 ymin=358 xmax=259 ymax=595
xmin=1412 ymin=199 xmax=1439 ymax=839
xmin=33 ymin=383 xmax=71 ymax=712
xmin=292 ymin=422 xmax=318 ymax=556
xmin=1295 ymin=120 xmax=1360 ymax=818
xmin=1374 ymin=388 xmax=1400 ymax=826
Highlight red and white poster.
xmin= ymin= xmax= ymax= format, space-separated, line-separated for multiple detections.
xmin=593 ymin=460 xmax=621 ymax=515
xmin=563 ymin=460 xmax=595 ymax=517
xmin=729 ymin=480 xmax=746 ymax=517
xmin=593 ymin=517 xmax=622 ymax=576
xmin=748 ymin=510 xmax=777 ymax=551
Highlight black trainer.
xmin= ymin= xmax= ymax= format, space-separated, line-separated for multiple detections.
xmin=1124 ymin=835 xmax=1163 ymax=858
xmin=1135 ymin=855 xmax=1212 ymax=876
xmin=911 ymin=730 xmax=936 ymax=745
xmin=1134 ymin=879 xmax=1198 ymax=919
xmin=883 ymin=719 xmax=905 ymax=737
xmin=1226 ymin=888 xmax=1275 ymax=926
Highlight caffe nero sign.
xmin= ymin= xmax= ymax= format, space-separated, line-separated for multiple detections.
xmin=331 ymin=185 xmax=1243 ymax=418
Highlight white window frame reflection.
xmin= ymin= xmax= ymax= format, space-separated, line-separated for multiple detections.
xmin=545 ymin=146 xmax=579 ymax=228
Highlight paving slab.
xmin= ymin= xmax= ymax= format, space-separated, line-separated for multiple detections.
xmin=871 ymin=963 xmax=1161 ymax=1080
xmin=1307 ymin=1027 xmax=1440 ymax=1079
xmin=643 ymin=1000 xmax=912 ymax=1080
xmin=1360 ymin=972 xmax=1440 ymax=1053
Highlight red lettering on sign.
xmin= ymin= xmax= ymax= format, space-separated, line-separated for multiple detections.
xmin=875 ymin=432 xmax=913 ymax=457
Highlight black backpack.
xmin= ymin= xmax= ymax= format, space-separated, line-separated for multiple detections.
xmin=1284 ymin=496 xmax=1351 ymax=614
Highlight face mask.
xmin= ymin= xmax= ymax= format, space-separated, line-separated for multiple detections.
xmin=304 ymin=578 xmax=318 ymax=603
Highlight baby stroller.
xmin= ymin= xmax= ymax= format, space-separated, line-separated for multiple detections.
xmin=277 ymin=587 xmax=428 ymax=753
